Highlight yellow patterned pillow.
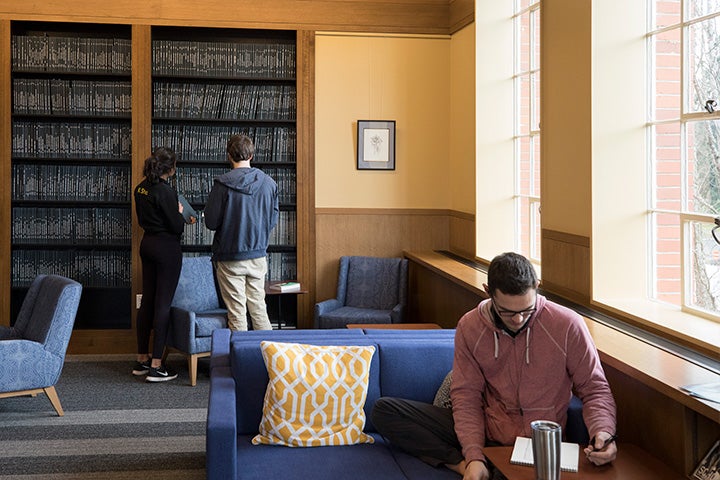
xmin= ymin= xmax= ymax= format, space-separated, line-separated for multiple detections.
xmin=252 ymin=341 xmax=376 ymax=447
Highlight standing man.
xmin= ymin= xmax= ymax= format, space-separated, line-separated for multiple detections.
xmin=372 ymin=252 xmax=617 ymax=480
xmin=204 ymin=134 xmax=279 ymax=331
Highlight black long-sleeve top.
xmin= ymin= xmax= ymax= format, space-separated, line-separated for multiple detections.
xmin=134 ymin=178 xmax=185 ymax=238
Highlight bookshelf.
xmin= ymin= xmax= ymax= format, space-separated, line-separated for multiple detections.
xmin=0 ymin=20 xmax=314 ymax=341
xmin=151 ymin=27 xmax=298 ymax=284
xmin=10 ymin=22 xmax=132 ymax=329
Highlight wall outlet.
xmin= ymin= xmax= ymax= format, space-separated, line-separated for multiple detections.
xmin=136 ymin=294 xmax=142 ymax=309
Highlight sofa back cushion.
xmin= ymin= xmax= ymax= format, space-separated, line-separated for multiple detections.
xmin=375 ymin=339 xmax=455 ymax=404
xmin=344 ymin=256 xmax=405 ymax=310
xmin=231 ymin=334 xmax=380 ymax=435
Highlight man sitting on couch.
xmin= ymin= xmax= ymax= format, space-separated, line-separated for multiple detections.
xmin=372 ymin=252 xmax=617 ymax=480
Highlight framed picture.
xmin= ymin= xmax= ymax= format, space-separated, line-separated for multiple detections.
xmin=357 ymin=120 xmax=396 ymax=170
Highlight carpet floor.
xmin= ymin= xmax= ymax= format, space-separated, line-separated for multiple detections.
xmin=0 ymin=354 xmax=209 ymax=480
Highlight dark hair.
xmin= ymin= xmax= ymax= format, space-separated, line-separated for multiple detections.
xmin=226 ymin=134 xmax=254 ymax=163
xmin=143 ymin=147 xmax=177 ymax=184
xmin=487 ymin=252 xmax=538 ymax=296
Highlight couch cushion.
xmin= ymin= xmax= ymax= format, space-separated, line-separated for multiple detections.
xmin=252 ymin=341 xmax=376 ymax=447
xmin=376 ymin=340 xmax=455 ymax=403
xmin=319 ymin=306 xmax=392 ymax=325
xmin=236 ymin=434 xmax=460 ymax=480
xmin=195 ymin=311 xmax=228 ymax=337
xmin=345 ymin=257 xmax=402 ymax=310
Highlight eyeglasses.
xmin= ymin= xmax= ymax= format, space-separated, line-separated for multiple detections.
xmin=492 ymin=298 xmax=537 ymax=320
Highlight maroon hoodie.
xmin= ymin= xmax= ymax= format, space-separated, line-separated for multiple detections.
xmin=450 ymin=295 xmax=616 ymax=465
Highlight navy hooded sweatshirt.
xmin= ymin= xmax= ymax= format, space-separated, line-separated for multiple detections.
xmin=204 ymin=167 xmax=279 ymax=262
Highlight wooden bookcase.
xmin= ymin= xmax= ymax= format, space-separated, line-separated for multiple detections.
xmin=9 ymin=21 xmax=133 ymax=329
xmin=151 ymin=26 xmax=299 ymax=327
xmin=151 ymin=26 xmax=298 ymax=282
xmin=0 ymin=21 xmax=313 ymax=345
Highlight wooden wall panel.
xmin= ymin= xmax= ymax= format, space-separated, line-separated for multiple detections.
xmin=541 ymin=228 xmax=591 ymax=303
xmin=449 ymin=210 xmax=475 ymax=259
xmin=0 ymin=0 xmax=456 ymax=35
xmin=408 ymin=259 xmax=482 ymax=327
xmin=296 ymin=30 xmax=316 ymax=329
xmin=314 ymin=209 xmax=451 ymax=322
xmin=604 ymin=365 xmax=690 ymax=475
xmin=0 ymin=20 xmax=9 ymax=327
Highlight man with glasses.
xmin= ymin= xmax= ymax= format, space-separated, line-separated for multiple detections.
xmin=372 ymin=252 xmax=617 ymax=480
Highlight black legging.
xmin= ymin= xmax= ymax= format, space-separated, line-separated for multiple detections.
xmin=137 ymin=233 xmax=182 ymax=359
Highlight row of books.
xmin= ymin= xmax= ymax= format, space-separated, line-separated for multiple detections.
xmin=180 ymin=251 xmax=297 ymax=283
xmin=173 ymin=166 xmax=296 ymax=204
xmin=11 ymin=249 xmax=131 ymax=288
xmin=12 ymin=164 xmax=130 ymax=202
xmin=12 ymin=207 xmax=131 ymax=244
xmin=12 ymin=35 xmax=131 ymax=74
xmin=266 ymin=251 xmax=297 ymax=283
xmin=152 ymin=40 xmax=295 ymax=79
xmin=152 ymin=125 xmax=296 ymax=163
xmin=13 ymin=121 xmax=131 ymax=159
xmin=153 ymin=82 xmax=296 ymax=120
xmin=179 ymin=210 xmax=296 ymax=246
xmin=13 ymin=78 xmax=132 ymax=116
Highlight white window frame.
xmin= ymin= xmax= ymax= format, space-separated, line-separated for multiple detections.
xmin=513 ymin=0 xmax=541 ymax=264
xmin=647 ymin=2 xmax=720 ymax=321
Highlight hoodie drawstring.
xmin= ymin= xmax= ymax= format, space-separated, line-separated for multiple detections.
xmin=493 ymin=331 xmax=499 ymax=359
xmin=525 ymin=327 xmax=531 ymax=365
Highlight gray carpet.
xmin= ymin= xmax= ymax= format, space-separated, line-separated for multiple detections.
xmin=0 ymin=354 xmax=209 ymax=479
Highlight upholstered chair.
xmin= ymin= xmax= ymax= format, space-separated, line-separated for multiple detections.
xmin=0 ymin=274 xmax=82 ymax=416
xmin=167 ymin=256 xmax=228 ymax=386
xmin=314 ymin=256 xmax=408 ymax=329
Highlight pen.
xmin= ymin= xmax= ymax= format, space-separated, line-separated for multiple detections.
xmin=588 ymin=433 xmax=618 ymax=453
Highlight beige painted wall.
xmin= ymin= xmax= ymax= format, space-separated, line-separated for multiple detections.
xmin=314 ymin=32 xmax=452 ymax=209
xmin=541 ymin=0 xmax=592 ymax=236
xmin=449 ymin=23 xmax=476 ymax=215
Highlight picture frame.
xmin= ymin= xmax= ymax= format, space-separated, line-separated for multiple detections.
xmin=357 ymin=120 xmax=396 ymax=170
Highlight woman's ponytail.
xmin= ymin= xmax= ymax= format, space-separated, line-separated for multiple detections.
xmin=143 ymin=147 xmax=177 ymax=184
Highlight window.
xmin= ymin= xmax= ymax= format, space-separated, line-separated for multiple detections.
xmin=649 ymin=0 xmax=720 ymax=319
xmin=514 ymin=0 xmax=541 ymax=263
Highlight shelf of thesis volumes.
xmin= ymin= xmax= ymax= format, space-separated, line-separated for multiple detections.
xmin=9 ymin=22 xmax=132 ymax=329
xmin=152 ymin=27 xmax=298 ymax=283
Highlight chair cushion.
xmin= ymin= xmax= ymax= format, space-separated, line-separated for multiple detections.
xmin=319 ymin=307 xmax=392 ymax=327
xmin=252 ymin=341 xmax=376 ymax=447
xmin=195 ymin=311 xmax=228 ymax=337
xmin=172 ymin=256 xmax=219 ymax=312
xmin=345 ymin=257 xmax=402 ymax=310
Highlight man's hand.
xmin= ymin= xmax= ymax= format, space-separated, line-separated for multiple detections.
xmin=583 ymin=431 xmax=617 ymax=466
xmin=463 ymin=459 xmax=490 ymax=480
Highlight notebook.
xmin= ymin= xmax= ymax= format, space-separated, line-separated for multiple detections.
xmin=509 ymin=436 xmax=579 ymax=473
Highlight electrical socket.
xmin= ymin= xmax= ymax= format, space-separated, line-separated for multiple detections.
xmin=136 ymin=294 xmax=142 ymax=309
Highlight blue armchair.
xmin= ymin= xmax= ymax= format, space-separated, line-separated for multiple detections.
xmin=314 ymin=256 xmax=408 ymax=329
xmin=0 ymin=274 xmax=82 ymax=416
xmin=167 ymin=256 xmax=228 ymax=386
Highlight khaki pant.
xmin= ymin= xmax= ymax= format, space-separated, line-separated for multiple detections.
xmin=215 ymin=257 xmax=272 ymax=331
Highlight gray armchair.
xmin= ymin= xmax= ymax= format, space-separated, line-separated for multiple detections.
xmin=314 ymin=256 xmax=408 ymax=329
xmin=0 ymin=274 xmax=82 ymax=416
xmin=167 ymin=256 xmax=228 ymax=386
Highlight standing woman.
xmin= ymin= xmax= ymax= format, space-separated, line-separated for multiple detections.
xmin=133 ymin=147 xmax=185 ymax=382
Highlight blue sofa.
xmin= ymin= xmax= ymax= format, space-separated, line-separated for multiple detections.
xmin=206 ymin=328 xmax=588 ymax=480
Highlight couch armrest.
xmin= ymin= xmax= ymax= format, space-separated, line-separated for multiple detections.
xmin=390 ymin=303 xmax=405 ymax=324
xmin=209 ymin=329 xmax=232 ymax=371
xmin=206 ymin=365 xmax=238 ymax=480
xmin=168 ymin=307 xmax=196 ymax=353
xmin=315 ymin=298 xmax=342 ymax=315
xmin=314 ymin=299 xmax=343 ymax=327
xmin=0 ymin=339 xmax=63 ymax=391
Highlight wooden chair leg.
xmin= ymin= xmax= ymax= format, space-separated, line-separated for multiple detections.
xmin=189 ymin=354 xmax=198 ymax=387
xmin=44 ymin=386 xmax=64 ymax=416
